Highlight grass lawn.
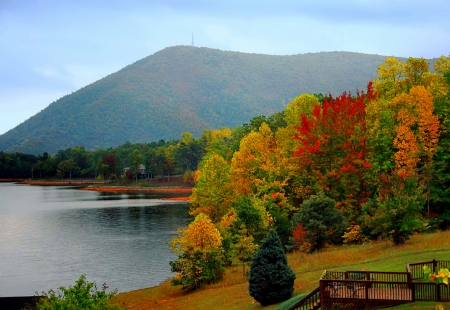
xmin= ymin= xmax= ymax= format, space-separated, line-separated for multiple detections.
xmin=114 ymin=230 xmax=450 ymax=309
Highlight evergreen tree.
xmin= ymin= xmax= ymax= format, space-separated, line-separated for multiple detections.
xmin=248 ymin=230 xmax=295 ymax=306
xmin=293 ymin=192 xmax=345 ymax=252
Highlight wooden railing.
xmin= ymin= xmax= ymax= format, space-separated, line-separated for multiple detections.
xmin=345 ymin=270 xmax=411 ymax=282
xmin=287 ymin=287 xmax=320 ymax=310
xmin=320 ymin=270 xmax=345 ymax=280
xmin=413 ymin=282 xmax=450 ymax=302
xmin=289 ymin=260 xmax=449 ymax=310
xmin=407 ymin=259 xmax=450 ymax=280
xmin=320 ymin=279 xmax=413 ymax=299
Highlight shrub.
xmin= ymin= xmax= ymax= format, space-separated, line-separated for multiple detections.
xmin=35 ymin=274 xmax=122 ymax=309
xmin=248 ymin=230 xmax=296 ymax=305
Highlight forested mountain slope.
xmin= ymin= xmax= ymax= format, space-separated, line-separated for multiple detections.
xmin=0 ymin=45 xmax=390 ymax=154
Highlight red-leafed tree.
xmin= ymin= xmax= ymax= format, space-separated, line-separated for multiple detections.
xmin=293 ymin=83 xmax=377 ymax=217
xmin=102 ymin=154 xmax=117 ymax=179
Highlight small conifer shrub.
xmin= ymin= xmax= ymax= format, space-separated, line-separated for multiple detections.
xmin=248 ymin=230 xmax=296 ymax=305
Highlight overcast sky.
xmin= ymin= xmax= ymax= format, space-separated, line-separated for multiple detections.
xmin=1 ymin=0 xmax=449 ymax=135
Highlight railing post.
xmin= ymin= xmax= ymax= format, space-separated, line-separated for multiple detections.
xmin=433 ymin=259 xmax=437 ymax=273
xmin=437 ymin=283 xmax=441 ymax=302
xmin=365 ymin=281 xmax=369 ymax=301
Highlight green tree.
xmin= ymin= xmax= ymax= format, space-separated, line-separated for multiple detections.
xmin=232 ymin=196 xmax=271 ymax=244
xmin=57 ymin=159 xmax=76 ymax=180
xmin=129 ymin=149 xmax=142 ymax=183
xmin=35 ymin=274 xmax=123 ymax=310
xmin=293 ymin=192 xmax=345 ymax=252
xmin=363 ymin=172 xmax=427 ymax=245
xmin=190 ymin=153 xmax=234 ymax=223
xmin=248 ymin=230 xmax=295 ymax=306
xmin=231 ymin=224 xmax=258 ymax=276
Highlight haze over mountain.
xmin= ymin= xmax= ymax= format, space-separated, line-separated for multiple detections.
xmin=0 ymin=45 xmax=390 ymax=154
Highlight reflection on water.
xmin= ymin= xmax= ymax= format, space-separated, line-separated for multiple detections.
xmin=0 ymin=183 xmax=191 ymax=297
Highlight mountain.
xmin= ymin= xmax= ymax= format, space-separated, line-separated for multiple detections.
xmin=0 ymin=45 xmax=389 ymax=154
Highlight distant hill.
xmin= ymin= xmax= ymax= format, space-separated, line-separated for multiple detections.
xmin=0 ymin=46 xmax=390 ymax=154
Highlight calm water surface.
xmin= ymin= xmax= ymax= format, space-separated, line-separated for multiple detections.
xmin=0 ymin=183 xmax=191 ymax=297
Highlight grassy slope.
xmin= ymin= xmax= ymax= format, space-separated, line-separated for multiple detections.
xmin=114 ymin=230 xmax=450 ymax=310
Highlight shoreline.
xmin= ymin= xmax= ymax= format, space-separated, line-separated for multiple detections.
xmin=0 ymin=178 xmax=27 ymax=183
xmin=3 ymin=179 xmax=192 ymax=200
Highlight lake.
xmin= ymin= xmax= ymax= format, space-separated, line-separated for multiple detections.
xmin=0 ymin=182 xmax=191 ymax=297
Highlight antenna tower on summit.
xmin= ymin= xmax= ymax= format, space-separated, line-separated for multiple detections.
xmin=192 ymin=33 xmax=194 ymax=46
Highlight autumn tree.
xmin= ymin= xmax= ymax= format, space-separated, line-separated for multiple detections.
xmin=201 ymin=127 xmax=234 ymax=160
xmin=230 ymin=123 xmax=294 ymax=208
xmin=293 ymin=84 xmax=376 ymax=217
xmin=230 ymin=122 xmax=296 ymax=247
xmin=373 ymin=57 xmax=406 ymax=99
xmin=169 ymin=213 xmax=224 ymax=290
xmin=102 ymin=154 xmax=117 ymax=179
xmin=277 ymin=94 xmax=320 ymax=204
xmin=389 ymin=86 xmax=440 ymax=216
xmin=189 ymin=153 xmax=234 ymax=223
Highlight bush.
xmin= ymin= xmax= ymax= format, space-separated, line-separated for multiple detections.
xmin=35 ymin=275 xmax=123 ymax=309
xmin=248 ymin=230 xmax=296 ymax=305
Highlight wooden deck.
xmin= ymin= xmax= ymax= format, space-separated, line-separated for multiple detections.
xmin=326 ymin=286 xmax=412 ymax=300
xmin=288 ymin=261 xmax=450 ymax=310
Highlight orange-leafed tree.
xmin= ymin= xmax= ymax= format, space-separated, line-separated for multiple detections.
xmin=392 ymin=86 xmax=440 ymax=175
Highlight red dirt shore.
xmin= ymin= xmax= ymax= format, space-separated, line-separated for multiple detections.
xmin=80 ymin=186 xmax=192 ymax=193
xmin=19 ymin=179 xmax=101 ymax=186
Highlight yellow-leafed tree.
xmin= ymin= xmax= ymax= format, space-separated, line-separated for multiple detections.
xmin=169 ymin=213 xmax=225 ymax=290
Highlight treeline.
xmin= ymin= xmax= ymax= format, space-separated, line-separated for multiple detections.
xmin=167 ymin=56 xmax=450 ymax=290
xmin=0 ymin=113 xmax=287 ymax=181
xmin=0 ymin=138 xmax=204 ymax=181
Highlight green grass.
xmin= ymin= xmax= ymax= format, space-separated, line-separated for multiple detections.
xmin=114 ymin=230 xmax=450 ymax=310
xmin=389 ymin=301 xmax=450 ymax=309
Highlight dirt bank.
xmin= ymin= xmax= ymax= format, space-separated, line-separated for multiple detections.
xmin=0 ymin=178 xmax=27 ymax=182
xmin=80 ymin=186 xmax=192 ymax=193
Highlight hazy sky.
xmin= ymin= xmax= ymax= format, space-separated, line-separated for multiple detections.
xmin=1 ymin=0 xmax=449 ymax=135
